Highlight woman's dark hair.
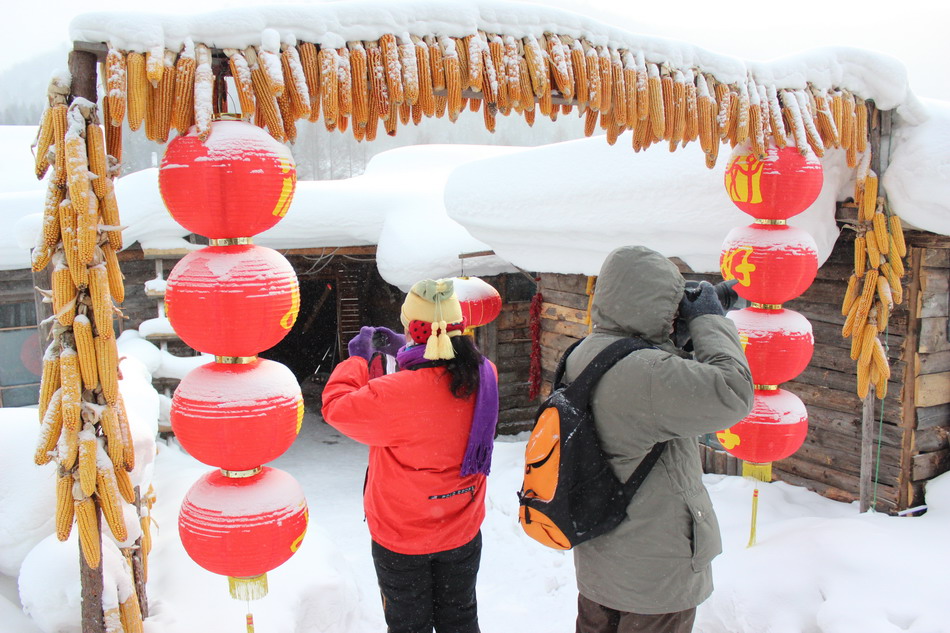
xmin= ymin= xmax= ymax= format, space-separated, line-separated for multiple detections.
xmin=446 ymin=335 xmax=484 ymax=399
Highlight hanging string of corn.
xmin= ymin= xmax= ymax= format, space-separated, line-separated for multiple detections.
xmin=29 ymin=72 xmax=147 ymax=632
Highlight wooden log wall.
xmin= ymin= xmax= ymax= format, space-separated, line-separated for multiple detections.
xmin=536 ymin=236 xmax=950 ymax=514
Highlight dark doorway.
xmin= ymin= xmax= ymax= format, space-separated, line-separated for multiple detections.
xmin=260 ymin=277 xmax=339 ymax=384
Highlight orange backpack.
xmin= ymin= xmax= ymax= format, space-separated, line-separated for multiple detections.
xmin=518 ymin=337 xmax=666 ymax=550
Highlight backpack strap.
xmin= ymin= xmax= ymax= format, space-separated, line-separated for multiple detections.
xmin=552 ymin=337 xmax=585 ymax=389
xmin=560 ymin=337 xmax=667 ymax=501
xmin=621 ymin=441 xmax=667 ymax=501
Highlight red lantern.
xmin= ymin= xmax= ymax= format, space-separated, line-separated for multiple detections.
xmin=179 ymin=467 xmax=308 ymax=598
xmin=720 ymin=223 xmax=818 ymax=305
xmin=716 ymin=389 xmax=808 ymax=464
xmin=454 ymin=277 xmax=502 ymax=329
xmin=171 ymin=359 xmax=303 ymax=471
xmin=724 ymin=141 xmax=823 ymax=220
xmin=165 ymin=245 xmax=300 ymax=357
xmin=727 ymin=307 xmax=814 ymax=386
xmin=159 ymin=120 xmax=296 ymax=239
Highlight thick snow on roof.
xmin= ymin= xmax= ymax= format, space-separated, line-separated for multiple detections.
xmin=68 ymin=1 xmax=926 ymax=122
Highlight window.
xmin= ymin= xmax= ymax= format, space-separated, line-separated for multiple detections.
xmin=0 ymin=301 xmax=41 ymax=408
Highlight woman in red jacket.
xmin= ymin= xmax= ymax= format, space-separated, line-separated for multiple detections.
xmin=321 ymin=278 xmax=499 ymax=633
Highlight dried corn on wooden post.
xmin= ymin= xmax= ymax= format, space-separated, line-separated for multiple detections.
xmin=442 ymin=38 xmax=464 ymax=122
xmin=780 ymin=90 xmax=810 ymax=155
xmin=297 ymin=42 xmax=321 ymax=122
xmin=34 ymin=106 xmax=55 ymax=180
xmin=193 ymin=44 xmax=214 ymax=141
xmin=277 ymin=88 xmax=298 ymax=143
xmin=646 ymin=63 xmax=664 ymax=140
xmin=860 ymin=173 xmax=879 ymax=223
xmin=888 ymin=214 xmax=907 ymax=258
xmin=349 ymin=42 xmax=370 ymax=130
xmin=226 ymin=49 xmax=257 ymax=120
xmin=813 ymin=89 xmax=839 ymax=147
xmin=609 ymin=49 xmax=624 ymax=121
xmin=569 ymin=39 xmax=588 ymax=107
xmin=282 ymin=44 xmax=312 ymax=120
xmin=171 ymin=42 xmax=196 ymax=136
xmin=76 ymin=191 xmax=98 ymax=268
xmin=105 ymin=47 xmax=127 ymax=128
xmin=366 ymin=43 xmax=387 ymax=125
xmin=380 ymin=33 xmax=405 ymax=105
xmin=100 ymin=180 xmax=123 ymax=252
xmin=384 ymin=101 xmax=399 ymax=136
xmin=96 ymin=456 xmax=128 ymax=542
xmin=795 ymin=90 xmax=824 ymax=157
xmin=865 ymin=228 xmax=881 ymax=269
xmin=696 ymin=74 xmax=715 ymax=155
xmin=126 ymin=52 xmax=147 ymax=132
xmin=64 ymin=106 xmax=91 ymax=223
xmin=681 ymin=70 xmax=698 ymax=146
xmin=598 ymin=47 xmax=613 ymax=115
xmin=41 ymin=180 xmax=65 ymax=247
xmin=35 ymin=388 xmax=64 ymax=466
xmin=150 ymin=50 xmax=177 ymax=143
xmin=99 ymin=404 xmax=125 ymax=469
xmin=249 ymin=48 xmax=285 ymax=140
xmin=76 ymin=496 xmax=101 ymax=568
xmin=100 ymin=243 xmax=125 ymax=304
xmin=257 ymin=37 xmax=285 ymax=97
xmin=145 ymin=45 xmax=164 ymax=86
xmin=52 ymin=255 xmax=77 ymax=326
xmin=88 ymin=264 xmax=114 ymax=340
xmin=842 ymin=274 xmax=860 ymax=316
xmin=502 ymin=36 xmax=522 ymax=110
xmin=60 ymin=347 xmax=81 ymax=432
xmin=427 ymin=35 xmax=446 ymax=92
xmin=85 ymin=121 xmax=109 ymax=201
xmin=413 ymin=36 xmax=435 ymax=117
xmin=765 ymin=85 xmax=786 ymax=148
xmin=39 ymin=340 xmax=61 ymax=421
xmin=585 ymin=47 xmax=602 ymax=112
xmin=453 ymin=37 xmax=470 ymax=92
xmin=669 ymin=69 xmax=686 ymax=149
xmin=365 ymin=94 xmax=381 ymax=139
xmin=839 ymin=91 xmax=855 ymax=151
xmin=336 ymin=46 xmax=353 ymax=123
xmin=545 ymin=33 xmax=571 ymax=100
xmin=480 ymin=47 xmax=498 ymax=108
xmin=73 ymin=315 xmax=99 ymax=391
xmin=78 ymin=424 xmax=98 ymax=497
xmin=55 ymin=469 xmax=75 ymax=541
xmin=119 ymin=589 xmax=144 ymax=633
xmin=517 ymin=57 xmax=534 ymax=115
xmin=399 ymin=36 xmax=419 ymax=106
xmin=113 ymin=465 xmax=135 ymax=504
xmin=748 ymin=79 xmax=765 ymax=157
xmin=115 ymin=395 xmax=135 ymax=471
xmin=59 ymin=197 xmax=88 ymax=288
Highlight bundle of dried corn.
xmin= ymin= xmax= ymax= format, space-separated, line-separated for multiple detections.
xmin=840 ymin=158 xmax=908 ymax=400
xmin=30 ymin=75 xmax=138 ymax=570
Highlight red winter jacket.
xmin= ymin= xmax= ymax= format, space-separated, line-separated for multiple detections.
xmin=321 ymin=356 xmax=490 ymax=555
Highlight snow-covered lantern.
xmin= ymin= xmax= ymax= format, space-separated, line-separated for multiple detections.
xmin=453 ymin=276 xmax=502 ymax=332
xmin=724 ymin=141 xmax=823 ymax=221
xmin=158 ymin=120 xmax=296 ymax=239
xmin=171 ymin=359 xmax=304 ymax=471
xmin=716 ymin=389 xmax=808 ymax=476
xmin=165 ymin=244 xmax=300 ymax=357
xmin=727 ymin=307 xmax=814 ymax=386
xmin=178 ymin=467 xmax=308 ymax=600
xmin=720 ymin=223 xmax=818 ymax=306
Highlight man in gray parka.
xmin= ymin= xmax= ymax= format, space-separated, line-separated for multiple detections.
xmin=563 ymin=245 xmax=754 ymax=633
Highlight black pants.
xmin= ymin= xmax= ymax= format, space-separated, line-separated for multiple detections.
xmin=371 ymin=532 xmax=482 ymax=633
xmin=576 ymin=593 xmax=696 ymax=633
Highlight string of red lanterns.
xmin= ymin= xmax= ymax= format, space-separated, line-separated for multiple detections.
xmin=718 ymin=141 xmax=823 ymax=545
xmin=160 ymin=120 xmax=308 ymax=620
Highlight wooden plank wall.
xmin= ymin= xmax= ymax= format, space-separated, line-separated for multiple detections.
xmin=479 ymin=274 xmax=537 ymax=435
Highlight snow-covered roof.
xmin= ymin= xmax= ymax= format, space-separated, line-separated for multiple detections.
xmin=2 ymin=0 xmax=948 ymax=290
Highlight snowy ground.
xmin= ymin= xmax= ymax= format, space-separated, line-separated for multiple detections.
xmin=4 ymin=387 xmax=950 ymax=633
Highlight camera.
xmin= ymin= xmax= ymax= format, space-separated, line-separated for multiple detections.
xmin=673 ymin=279 xmax=740 ymax=350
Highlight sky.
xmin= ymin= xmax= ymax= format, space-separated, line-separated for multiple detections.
xmin=3 ymin=0 xmax=949 ymax=101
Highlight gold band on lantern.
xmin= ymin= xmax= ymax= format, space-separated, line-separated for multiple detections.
xmin=750 ymin=302 xmax=783 ymax=310
xmin=742 ymin=461 xmax=773 ymax=482
xmin=215 ymin=355 xmax=258 ymax=364
xmin=753 ymin=218 xmax=787 ymax=225
xmin=220 ymin=466 xmax=263 ymax=479
xmin=753 ymin=384 xmax=780 ymax=391
xmin=209 ymin=237 xmax=254 ymax=246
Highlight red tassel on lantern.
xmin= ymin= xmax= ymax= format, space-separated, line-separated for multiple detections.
xmin=165 ymin=245 xmax=300 ymax=357
xmin=159 ymin=120 xmax=296 ymax=239
xmin=727 ymin=307 xmax=814 ymax=386
xmin=171 ymin=359 xmax=304 ymax=471
xmin=178 ymin=467 xmax=309 ymax=600
xmin=724 ymin=141 xmax=823 ymax=221
xmin=720 ymin=223 xmax=818 ymax=306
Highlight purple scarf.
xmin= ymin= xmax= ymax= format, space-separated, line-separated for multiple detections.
xmin=396 ymin=344 xmax=499 ymax=477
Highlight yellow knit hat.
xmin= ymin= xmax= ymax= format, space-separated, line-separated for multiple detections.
xmin=400 ymin=278 xmax=464 ymax=360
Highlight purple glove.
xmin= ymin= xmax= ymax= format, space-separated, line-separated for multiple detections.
xmin=348 ymin=326 xmax=376 ymax=360
xmin=371 ymin=326 xmax=406 ymax=356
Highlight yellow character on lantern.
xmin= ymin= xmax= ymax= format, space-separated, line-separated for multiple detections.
xmin=280 ymin=284 xmax=300 ymax=330
xmin=738 ymin=332 xmax=749 ymax=353
xmin=721 ymin=247 xmax=756 ymax=287
xmin=726 ymin=153 xmax=765 ymax=205
xmin=717 ymin=428 xmax=741 ymax=450
xmin=272 ymin=157 xmax=296 ymax=218
xmin=290 ymin=508 xmax=309 ymax=553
